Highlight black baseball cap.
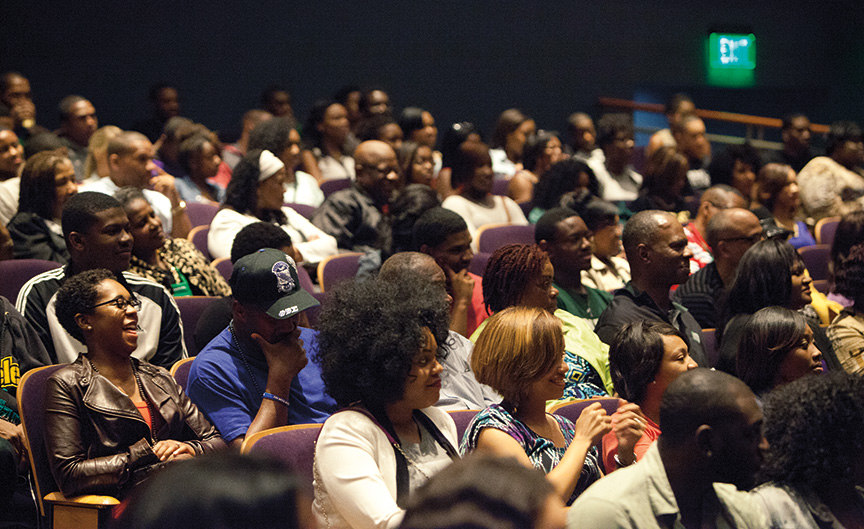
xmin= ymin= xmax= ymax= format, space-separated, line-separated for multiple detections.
xmin=230 ymin=248 xmax=319 ymax=319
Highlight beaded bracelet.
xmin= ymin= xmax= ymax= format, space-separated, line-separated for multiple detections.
xmin=262 ymin=392 xmax=290 ymax=408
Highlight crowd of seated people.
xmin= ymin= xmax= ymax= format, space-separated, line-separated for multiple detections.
xmin=2 ymin=71 xmax=864 ymax=528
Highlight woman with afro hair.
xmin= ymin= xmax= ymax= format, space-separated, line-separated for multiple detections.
xmin=312 ymin=278 xmax=459 ymax=529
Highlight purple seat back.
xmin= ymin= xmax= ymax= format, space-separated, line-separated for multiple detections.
xmin=491 ymin=179 xmax=509 ymax=196
xmin=519 ymin=201 xmax=533 ymax=219
xmin=551 ymin=398 xmax=621 ymax=424
xmin=446 ymin=409 xmax=480 ymax=442
xmin=175 ymin=296 xmax=219 ymax=355
xmin=186 ymin=202 xmax=219 ymax=228
xmin=799 ymin=244 xmax=830 ymax=281
xmin=318 ymin=253 xmax=363 ymax=292
xmin=816 ymin=218 xmax=840 ymax=246
xmin=320 ymin=178 xmax=351 ymax=198
xmin=477 ymin=224 xmax=536 ymax=253
xmin=701 ymin=328 xmax=718 ymax=368
xmin=469 ymin=252 xmax=491 ymax=277
xmin=213 ymin=258 xmax=233 ymax=283
xmin=0 ymin=259 xmax=61 ymax=303
xmin=170 ymin=358 xmax=195 ymax=392
xmin=285 ymin=203 xmax=316 ymax=219
xmin=19 ymin=364 xmax=66 ymax=516
xmin=297 ymin=264 xmax=315 ymax=293
xmin=244 ymin=425 xmax=323 ymax=485
xmin=189 ymin=226 xmax=211 ymax=261
xmin=305 ymin=292 xmax=326 ymax=329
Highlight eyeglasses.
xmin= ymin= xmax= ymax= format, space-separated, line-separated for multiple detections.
xmin=90 ymin=295 xmax=142 ymax=312
xmin=719 ymin=233 xmax=763 ymax=245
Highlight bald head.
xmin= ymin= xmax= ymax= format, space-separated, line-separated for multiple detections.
xmin=695 ymin=184 xmax=746 ymax=226
xmin=107 ymin=131 xmax=151 ymax=158
xmin=107 ymin=131 xmax=156 ymax=187
xmin=354 ymin=140 xmax=400 ymax=204
xmin=622 ymin=210 xmax=677 ymax=259
xmin=379 ymin=252 xmax=446 ymax=293
xmin=355 ymin=139 xmax=396 ymax=166
xmin=705 ymin=208 xmax=760 ymax=249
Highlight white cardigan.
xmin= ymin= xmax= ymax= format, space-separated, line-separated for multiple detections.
xmin=207 ymin=206 xmax=337 ymax=264
xmin=313 ymin=407 xmax=457 ymax=529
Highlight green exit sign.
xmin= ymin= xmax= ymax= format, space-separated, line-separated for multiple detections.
xmin=709 ymin=33 xmax=756 ymax=69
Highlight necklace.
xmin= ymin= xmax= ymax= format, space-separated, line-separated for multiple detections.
xmin=87 ymin=356 xmax=158 ymax=443
xmin=230 ymin=321 xmax=263 ymax=397
xmin=392 ymin=419 xmax=431 ymax=481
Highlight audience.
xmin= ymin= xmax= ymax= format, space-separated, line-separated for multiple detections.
xmin=750 ymin=162 xmax=815 ymax=248
xmin=528 ymin=158 xmax=597 ymax=223
xmin=752 ymin=372 xmax=864 ymax=528
xmin=488 ymin=108 xmax=535 ymax=177
xmin=462 ymin=306 xmax=611 ymax=505
xmin=187 ymin=249 xmax=335 ymax=448
xmin=312 ymin=278 xmax=458 ymax=529
xmin=797 ymin=120 xmax=864 ymax=221
xmin=568 ymin=112 xmax=602 ymax=163
xmin=603 ymin=321 xmax=697 ymax=473
xmin=437 ymin=121 xmax=483 ymax=199
xmin=81 ymin=124 xmax=122 ymax=183
xmin=115 ymin=187 xmax=230 ymax=297
xmin=646 ymin=93 xmax=695 ymax=158
xmin=312 ymin=140 xmax=400 ymax=253
xmin=586 ymin=113 xmax=642 ymax=202
xmin=414 ymin=207 xmax=487 ymax=337
xmin=378 ymin=252 xmax=499 ymax=410
xmin=398 ymin=107 xmax=438 ymax=153
xmin=131 ymin=83 xmax=182 ymax=143
xmin=762 ymin=112 xmax=815 ymax=172
xmin=356 ymin=114 xmax=404 ymax=152
xmin=0 ymin=127 xmax=24 ymax=227
xmin=221 ymin=109 xmax=273 ymax=171
xmin=398 ymin=141 xmax=436 ymax=188
xmin=16 ymin=192 xmax=187 ymax=369
xmin=359 ymin=88 xmax=392 ymax=119
xmin=7 ymin=150 xmax=78 ymax=263
xmin=55 ymin=95 xmax=98 ymax=181
xmin=507 ymin=130 xmax=565 ymax=204
xmin=673 ymin=208 xmax=763 ymax=329
xmin=674 ymin=114 xmax=712 ymax=193
xmin=828 ymin=241 xmax=864 ymax=374
xmin=209 ymin=149 xmax=336 ymax=262
xmin=736 ymin=306 xmax=823 ymax=399
xmin=0 ymin=72 xmax=46 ymax=142
xmin=829 ymin=210 xmax=864 ymax=296
xmin=578 ymin=199 xmax=630 ymax=291
xmin=248 ymin=117 xmax=324 ymax=207
xmin=477 ymin=244 xmax=613 ymax=398
xmin=46 ymin=269 xmax=223 ymax=498
xmin=569 ymin=369 xmax=769 ymax=528
xmin=401 ymin=454 xmax=565 ymax=529
xmin=536 ymin=208 xmax=612 ymax=325
xmin=595 ymin=210 xmax=708 ymax=367
xmin=441 ymin=142 xmax=528 ymax=251
xmin=682 ymin=185 xmax=746 ymax=271
xmin=300 ymin=99 xmax=355 ymax=182
xmin=260 ymin=85 xmax=294 ymax=120
xmin=707 ymin=143 xmax=762 ymax=202
xmin=385 ymin=184 xmax=441 ymax=258
xmin=175 ymin=132 xmax=225 ymax=204
xmin=630 ymin=146 xmax=689 ymax=216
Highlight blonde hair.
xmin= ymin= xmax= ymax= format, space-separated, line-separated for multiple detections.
xmin=83 ymin=125 xmax=123 ymax=180
xmin=471 ymin=306 xmax=564 ymax=407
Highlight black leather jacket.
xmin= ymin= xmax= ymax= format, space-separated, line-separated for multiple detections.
xmin=44 ymin=355 xmax=224 ymax=498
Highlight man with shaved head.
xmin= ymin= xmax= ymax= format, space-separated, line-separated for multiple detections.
xmin=80 ymin=130 xmax=191 ymax=238
xmin=312 ymin=139 xmax=401 ymax=252
xmin=56 ymin=95 xmax=98 ymax=181
xmin=595 ymin=210 xmax=708 ymax=367
xmin=379 ymin=252 xmax=499 ymax=410
xmin=570 ymin=369 xmax=769 ymax=528
xmin=674 ymin=208 xmax=763 ymax=330
xmin=684 ymin=184 xmax=747 ymax=271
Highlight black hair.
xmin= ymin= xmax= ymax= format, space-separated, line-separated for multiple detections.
xmin=440 ymin=122 xmax=480 ymax=168
xmin=113 ymin=186 xmax=148 ymax=211
xmin=55 ymin=268 xmax=115 ymax=343
xmin=759 ymin=372 xmax=864 ymax=490
xmin=230 ymin=222 xmax=293 ymax=264
xmin=358 ymin=87 xmax=390 ymax=116
xmin=247 ymin=117 xmax=298 ymax=155
xmin=58 ymin=95 xmax=87 ymax=122
xmin=482 ymin=244 xmax=549 ymax=314
xmin=521 ymin=130 xmax=558 ymax=173
xmin=302 ymin=99 xmax=340 ymax=151
xmin=781 ymin=112 xmax=808 ymax=131
xmin=314 ymin=278 xmax=450 ymax=410
xmin=834 ymin=242 xmax=864 ymax=305
xmin=389 ymin=184 xmax=441 ymax=256
xmin=664 ymin=93 xmax=693 ymax=116
xmin=595 ymin=113 xmax=634 ymax=148
xmin=726 ymin=239 xmax=805 ymax=317
xmin=450 ymin=142 xmax=491 ymax=189
xmin=355 ymin=114 xmax=399 ymax=143
xmin=610 ymin=321 xmax=684 ymax=404
xmin=113 ymin=452 xmax=306 ymax=529
xmin=24 ymin=132 xmax=66 ymax=159
xmin=147 ymin=83 xmax=176 ymax=103
xmin=825 ymin=120 xmax=862 ymax=156
xmin=260 ymin=85 xmax=290 ymax=107
xmin=398 ymin=107 xmax=427 ymax=140
xmin=177 ymin=133 xmax=213 ymax=175
xmin=831 ymin=210 xmax=864 ymax=270
xmin=18 ymin=150 xmax=71 ymax=219
xmin=641 ymin=146 xmax=689 ymax=197
xmin=534 ymin=207 xmax=579 ymax=244
xmin=531 ymin=158 xmax=596 ymax=210
xmin=754 ymin=163 xmax=794 ymax=212
xmin=223 ymin=149 xmax=286 ymax=226
xmin=706 ymin=143 xmax=762 ymax=188
xmin=397 ymin=141 xmax=427 ymax=185
xmin=490 ymin=109 xmax=530 ymax=150
xmin=61 ymin=192 xmax=124 ymax=242
xmin=736 ymin=306 xmax=811 ymax=395
xmin=333 ymin=85 xmax=361 ymax=106
xmin=401 ymin=454 xmax=555 ymax=529
xmin=412 ymin=207 xmax=468 ymax=250
xmin=579 ymin=198 xmax=619 ymax=234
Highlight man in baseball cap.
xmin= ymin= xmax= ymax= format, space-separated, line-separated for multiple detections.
xmin=186 ymin=248 xmax=336 ymax=449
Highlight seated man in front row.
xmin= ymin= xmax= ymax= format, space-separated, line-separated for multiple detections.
xmin=186 ymin=248 xmax=336 ymax=448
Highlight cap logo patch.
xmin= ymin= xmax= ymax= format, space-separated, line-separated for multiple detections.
xmin=279 ymin=305 xmax=299 ymax=318
xmin=271 ymin=261 xmax=295 ymax=293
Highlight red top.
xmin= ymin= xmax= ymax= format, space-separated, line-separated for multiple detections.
xmin=466 ymin=272 xmax=490 ymax=337
xmin=134 ymin=400 xmax=152 ymax=431
xmin=602 ymin=414 xmax=661 ymax=473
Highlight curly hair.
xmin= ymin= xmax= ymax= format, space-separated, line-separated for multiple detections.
xmin=706 ymin=143 xmax=762 ymax=190
xmin=759 ymin=372 xmax=864 ymax=489
xmin=831 ymin=210 xmax=864 ymax=271
xmin=609 ymin=321 xmax=684 ymax=404
xmin=401 ymin=454 xmax=555 ymax=529
xmin=833 ymin=242 xmax=864 ymax=304
xmin=55 ymin=269 xmax=115 ymax=344
xmin=735 ymin=306 xmax=810 ymax=395
xmin=314 ymin=278 xmax=450 ymax=410
xmin=471 ymin=306 xmax=564 ymax=408
xmin=247 ymin=117 xmax=298 ymax=156
xmin=224 ymin=149 xmax=265 ymax=215
xmin=482 ymin=244 xmax=549 ymax=314
xmin=531 ymin=158 xmax=597 ymax=210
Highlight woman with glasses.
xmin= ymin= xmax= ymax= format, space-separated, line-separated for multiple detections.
xmin=44 ymin=269 xmax=224 ymax=499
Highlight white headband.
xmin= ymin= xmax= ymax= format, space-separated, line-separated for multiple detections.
xmin=258 ymin=150 xmax=285 ymax=182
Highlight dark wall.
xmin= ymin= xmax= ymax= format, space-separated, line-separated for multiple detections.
xmin=3 ymin=1 xmax=861 ymax=139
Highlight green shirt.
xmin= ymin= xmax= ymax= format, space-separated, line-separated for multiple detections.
xmin=555 ymin=283 xmax=613 ymax=326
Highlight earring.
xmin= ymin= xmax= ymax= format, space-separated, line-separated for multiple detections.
xmin=86 ymin=326 xmax=93 ymax=331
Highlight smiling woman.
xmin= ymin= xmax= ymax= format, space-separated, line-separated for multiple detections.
xmin=44 ymin=269 xmax=224 ymax=499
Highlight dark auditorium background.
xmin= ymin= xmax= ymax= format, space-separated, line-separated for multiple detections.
xmin=3 ymin=2 xmax=863 ymax=138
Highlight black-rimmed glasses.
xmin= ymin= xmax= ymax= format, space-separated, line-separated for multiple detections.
xmin=90 ymin=296 xmax=142 ymax=311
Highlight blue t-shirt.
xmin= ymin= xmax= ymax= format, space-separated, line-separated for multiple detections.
xmin=186 ymin=326 xmax=336 ymax=442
